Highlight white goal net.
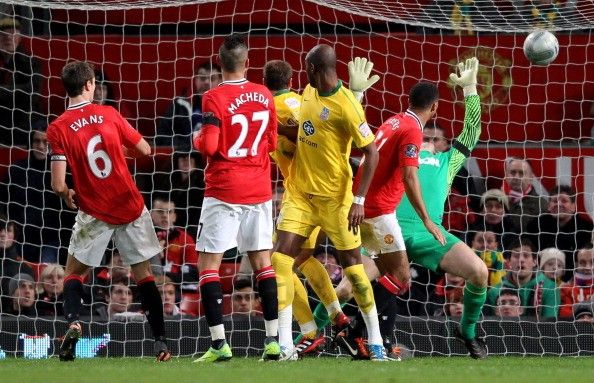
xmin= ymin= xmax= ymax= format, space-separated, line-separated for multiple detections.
xmin=1 ymin=0 xmax=594 ymax=358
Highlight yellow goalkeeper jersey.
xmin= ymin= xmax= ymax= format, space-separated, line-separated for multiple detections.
xmin=270 ymin=89 xmax=301 ymax=179
xmin=290 ymin=81 xmax=374 ymax=198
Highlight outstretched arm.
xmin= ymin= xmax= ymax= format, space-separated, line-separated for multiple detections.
xmin=447 ymin=57 xmax=482 ymax=187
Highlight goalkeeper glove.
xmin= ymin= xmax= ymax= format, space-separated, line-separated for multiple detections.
xmin=348 ymin=57 xmax=380 ymax=102
xmin=449 ymin=56 xmax=479 ymax=97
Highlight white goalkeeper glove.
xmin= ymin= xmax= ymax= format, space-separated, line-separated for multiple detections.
xmin=348 ymin=57 xmax=380 ymax=102
xmin=449 ymin=56 xmax=479 ymax=97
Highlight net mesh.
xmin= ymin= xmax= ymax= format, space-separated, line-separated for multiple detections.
xmin=0 ymin=0 xmax=593 ymax=358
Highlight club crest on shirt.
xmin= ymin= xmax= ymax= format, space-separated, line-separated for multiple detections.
xmin=384 ymin=234 xmax=394 ymax=245
xmin=302 ymin=120 xmax=315 ymax=136
xmin=405 ymin=144 xmax=419 ymax=158
xmin=320 ymin=107 xmax=330 ymax=121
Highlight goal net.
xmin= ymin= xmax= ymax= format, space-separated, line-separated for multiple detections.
xmin=1 ymin=0 xmax=594 ymax=358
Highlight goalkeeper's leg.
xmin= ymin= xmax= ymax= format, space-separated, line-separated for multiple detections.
xmin=439 ymin=242 xmax=488 ymax=359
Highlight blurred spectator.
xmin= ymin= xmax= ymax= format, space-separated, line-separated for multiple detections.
xmin=468 ymin=226 xmax=506 ymax=286
xmin=573 ymin=303 xmax=594 ymax=323
xmin=0 ymin=218 xmax=33 ymax=308
xmin=313 ymin=245 xmax=342 ymax=285
xmin=95 ymin=280 xmax=141 ymax=321
xmin=468 ymin=229 xmax=499 ymax=252
xmin=0 ymin=17 xmax=41 ymax=147
xmin=147 ymin=152 xmax=205 ymax=237
xmin=538 ymin=247 xmax=565 ymax=285
xmin=156 ymin=61 xmax=222 ymax=150
xmin=427 ymin=273 xmax=465 ymax=316
xmin=150 ymin=195 xmax=199 ymax=291
xmin=36 ymin=263 xmax=64 ymax=316
xmin=93 ymin=69 xmax=133 ymax=118
xmin=530 ymin=0 xmax=561 ymax=29
xmin=486 ymin=237 xmax=559 ymax=319
xmin=155 ymin=275 xmax=181 ymax=317
xmin=494 ymin=288 xmax=524 ymax=318
xmin=231 ymin=277 xmax=260 ymax=316
xmin=1 ymin=123 xmax=75 ymax=263
xmin=525 ymin=185 xmax=593 ymax=282
xmin=468 ymin=189 xmax=518 ymax=247
xmin=502 ymin=158 xmax=548 ymax=231
xmin=451 ymin=0 xmax=474 ymax=35
xmin=559 ymin=245 xmax=594 ymax=319
xmin=5 ymin=273 xmax=36 ymax=316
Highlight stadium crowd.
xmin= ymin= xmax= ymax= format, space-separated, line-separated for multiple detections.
xmin=1 ymin=12 xmax=594 ymax=336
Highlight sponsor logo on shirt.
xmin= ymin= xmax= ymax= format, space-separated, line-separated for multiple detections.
xmin=358 ymin=122 xmax=372 ymax=138
xmin=302 ymin=120 xmax=315 ymax=136
xmin=284 ymin=97 xmax=301 ymax=109
xmin=384 ymin=234 xmax=394 ymax=245
xmin=419 ymin=156 xmax=441 ymax=167
xmin=320 ymin=107 xmax=330 ymax=121
xmin=404 ymin=144 xmax=419 ymax=158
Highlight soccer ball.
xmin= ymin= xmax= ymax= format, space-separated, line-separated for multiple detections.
xmin=523 ymin=30 xmax=559 ymax=66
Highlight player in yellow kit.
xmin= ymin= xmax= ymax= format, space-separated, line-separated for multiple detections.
xmin=272 ymin=44 xmax=389 ymax=361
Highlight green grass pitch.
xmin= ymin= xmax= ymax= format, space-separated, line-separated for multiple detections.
xmin=2 ymin=356 xmax=594 ymax=383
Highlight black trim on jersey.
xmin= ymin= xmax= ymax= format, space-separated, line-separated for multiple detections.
xmin=452 ymin=139 xmax=470 ymax=157
xmin=202 ymin=114 xmax=221 ymax=128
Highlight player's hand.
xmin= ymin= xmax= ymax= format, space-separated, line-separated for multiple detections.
xmin=64 ymin=189 xmax=78 ymax=210
xmin=449 ymin=56 xmax=479 ymax=97
xmin=348 ymin=203 xmax=365 ymax=234
xmin=348 ymin=57 xmax=381 ymax=102
xmin=423 ymin=220 xmax=446 ymax=246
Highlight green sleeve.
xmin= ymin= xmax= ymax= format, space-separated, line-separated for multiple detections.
xmin=540 ymin=280 xmax=560 ymax=319
xmin=446 ymin=94 xmax=481 ymax=187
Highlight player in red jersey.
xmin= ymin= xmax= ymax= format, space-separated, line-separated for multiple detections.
xmin=337 ymin=82 xmax=446 ymax=359
xmin=47 ymin=61 xmax=170 ymax=362
xmin=192 ymin=34 xmax=279 ymax=362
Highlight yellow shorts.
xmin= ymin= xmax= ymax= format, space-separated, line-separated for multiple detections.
xmin=277 ymin=187 xmax=360 ymax=251
xmin=272 ymin=226 xmax=320 ymax=250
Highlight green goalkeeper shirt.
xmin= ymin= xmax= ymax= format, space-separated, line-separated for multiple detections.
xmin=397 ymin=94 xmax=481 ymax=225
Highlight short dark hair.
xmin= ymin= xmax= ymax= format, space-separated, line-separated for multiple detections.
xmin=61 ymin=61 xmax=95 ymax=97
xmin=549 ymin=184 xmax=576 ymax=203
xmin=498 ymin=288 xmax=520 ymax=300
xmin=196 ymin=61 xmax=221 ymax=74
xmin=219 ymin=34 xmax=248 ymax=72
xmin=151 ymin=193 xmax=173 ymax=208
xmin=409 ymin=81 xmax=439 ymax=110
xmin=263 ymin=60 xmax=292 ymax=91
xmin=505 ymin=236 xmax=535 ymax=258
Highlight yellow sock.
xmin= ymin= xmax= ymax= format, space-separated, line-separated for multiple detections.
xmin=292 ymin=273 xmax=317 ymax=338
xmin=272 ymin=252 xmax=295 ymax=310
xmin=298 ymin=256 xmax=340 ymax=319
xmin=344 ymin=264 xmax=374 ymax=314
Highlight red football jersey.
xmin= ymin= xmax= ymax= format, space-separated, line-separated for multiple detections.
xmin=353 ymin=110 xmax=423 ymax=218
xmin=198 ymin=79 xmax=277 ymax=204
xmin=47 ymin=101 xmax=145 ymax=224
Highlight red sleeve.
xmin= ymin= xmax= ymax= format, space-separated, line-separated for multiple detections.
xmin=558 ymin=285 xmax=574 ymax=318
xmin=114 ymin=107 xmax=142 ymax=148
xmin=267 ymin=94 xmax=278 ymax=152
xmin=47 ymin=124 xmax=66 ymax=160
xmin=398 ymin=127 xmax=422 ymax=168
xmin=194 ymin=92 xmax=220 ymax=156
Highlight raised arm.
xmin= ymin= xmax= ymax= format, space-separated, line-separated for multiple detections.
xmin=446 ymin=57 xmax=482 ymax=187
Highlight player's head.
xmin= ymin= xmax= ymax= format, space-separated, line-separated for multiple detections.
xmin=61 ymin=61 xmax=96 ymax=100
xmin=305 ymin=44 xmax=337 ymax=89
xmin=263 ymin=60 xmax=293 ymax=92
xmin=218 ymin=34 xmax=248 ymax=75
xmin=409 ymin=81 xmax=439 ymax=124
xmin=194 ymin=61 xmax=222 ymax=95
xmin=422 ymin=122 xmax=449 ymax=153
xmin=504 ymin=157 xmax=534 ymax=193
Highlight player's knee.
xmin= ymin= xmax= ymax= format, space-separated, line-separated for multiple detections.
xmin=470 ymin=262 xmax=489 ymax=288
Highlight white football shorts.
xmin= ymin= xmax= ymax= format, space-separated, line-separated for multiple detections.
xmin=360 ymin=213 xmax=406 ymax=258
xmin=196 ymin=197 xmax=273 ymax=254
xmin=68 ymin=207 xmax=161 ymax=267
